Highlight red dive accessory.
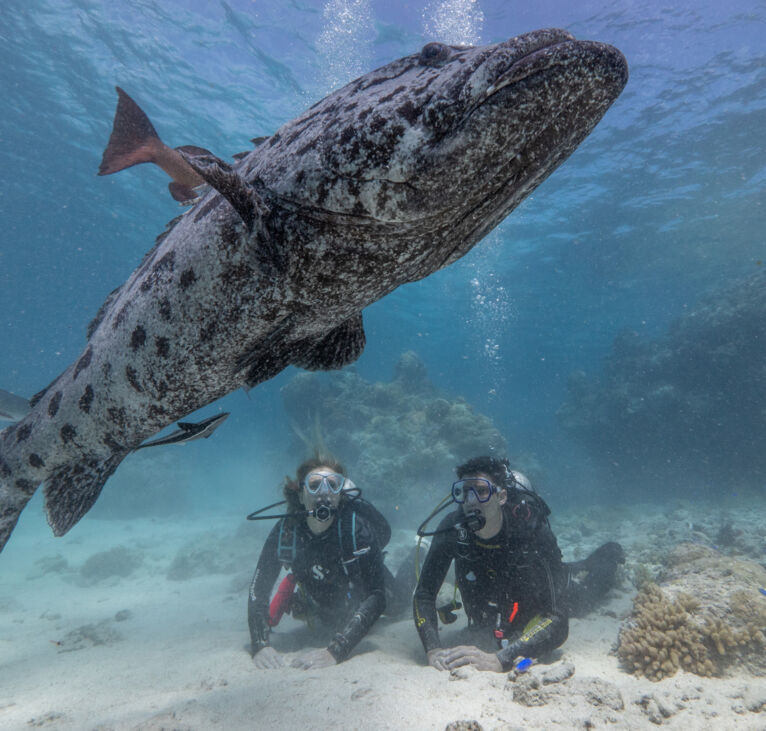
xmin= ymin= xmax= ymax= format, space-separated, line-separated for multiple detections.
xmin=268 ymin=573 xmax=297 ymax=626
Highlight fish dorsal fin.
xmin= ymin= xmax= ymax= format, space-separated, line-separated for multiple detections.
xmin=175 ymin=144 xmax=213 ymax=156
xmin=178 ymin=150 xmax=268 ymax=231
xmin=87 ymin=285 xmax=123 ymax=339
xmin=294 ymin=313 xmax=366 ymax=371
xmin=233 ymin=137 xmax=270 ymax=161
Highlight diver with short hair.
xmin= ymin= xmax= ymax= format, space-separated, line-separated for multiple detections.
xmin=413 ymin=455 xmax=624 ymax=672
xmin=248 ymin=455 xmax=389 ymax=669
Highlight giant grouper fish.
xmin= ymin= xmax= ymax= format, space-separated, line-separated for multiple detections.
xmin=0 ymin=29 xmax=628 ymax=552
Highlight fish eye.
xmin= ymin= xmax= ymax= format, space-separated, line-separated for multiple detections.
xmin=419 ymin=42 xmax=452 ymax=67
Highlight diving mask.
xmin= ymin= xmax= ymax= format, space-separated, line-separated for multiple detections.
xmin=452 ymin=477 xmax=498 ymax=504
xmin=303 ymin=471 xmax=346 ymax=494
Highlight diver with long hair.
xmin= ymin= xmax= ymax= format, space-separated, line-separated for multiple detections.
xmin=247 ymin=455 xmax=389 ymax=669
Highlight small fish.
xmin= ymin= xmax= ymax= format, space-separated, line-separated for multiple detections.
xmin=98 ymin=87 xmax=213 ymax=203
xmin=133 ymin=413 xmax=229 ymax=450
xmin=0 ymin=388 xmax=30 ymax=422
xmin=515 ymin=657 xmax=533 ymax=672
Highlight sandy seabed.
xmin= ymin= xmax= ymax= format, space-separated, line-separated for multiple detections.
xmin=1 ymin=501 xmax=765 ymax=731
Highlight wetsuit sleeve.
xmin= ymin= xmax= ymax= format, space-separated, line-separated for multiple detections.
xmin=247 ymin=522 xmax=282 ymax=655
xmin=496 ymin=522 xmax=569 ymax=671
xmin=412 ymin=516 xmax=456 ymax=654
xmin=326 ymin=519 xmax=386 ymax=663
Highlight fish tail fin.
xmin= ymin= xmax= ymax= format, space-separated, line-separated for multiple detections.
xmin=98 ymin=86 xmax=163 ymax=176
xmin=42 ymin=450 xmax=130 ymax=537
xmin=0 ymin=435 xmax=43 ymax=552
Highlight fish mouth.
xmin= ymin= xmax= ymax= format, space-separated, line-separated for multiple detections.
xmin=428 ymin=35 xmax=628 ymax=267
xmin=476 ymin=36 xmax=629 ymax=115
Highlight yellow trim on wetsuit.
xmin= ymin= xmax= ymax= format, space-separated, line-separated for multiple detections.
xmin=414 ymin=598 xmax=427 ymax=627
xmin=520 ymin=615 xmax=552 ymax=642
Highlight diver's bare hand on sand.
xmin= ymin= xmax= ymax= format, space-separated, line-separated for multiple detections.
xmin=290 ymin=648 xmax=337 ymax=669
xmin=442 ymin=645 xmax=503 ymax=672
xmin=253 ymin=646 xmax=284 ymax=669
xmin=427 ymin=648 xmax=450 ymax=671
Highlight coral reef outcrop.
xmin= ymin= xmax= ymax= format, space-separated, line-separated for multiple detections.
xmin=617 ymin=543 xmax=766 ymax=680
xmin=558 ymin=269 xmax=766 ymax=493
xmin=281 ymin=352 xmax=507 ymax=517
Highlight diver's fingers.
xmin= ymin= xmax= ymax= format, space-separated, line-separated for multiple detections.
xmin=254 ymin=653 xmax=282 ymax=669
xmin=257 ymin=647 xmax=284 ymax=668
xmin=431 ymin=656 xmax=449 ymax=671
xmin=427 ymin=648 xmax=450 ymax=670
xmin=441 ymin=645 xmax=475 ymax=663
xmin=445 ymin=653 xmax=474 ymax=670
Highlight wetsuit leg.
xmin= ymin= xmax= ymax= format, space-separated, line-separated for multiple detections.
xmin=564 ymin=541 xmax=625 ymax=617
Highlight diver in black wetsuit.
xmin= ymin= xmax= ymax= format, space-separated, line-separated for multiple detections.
xmin=248 ymin=456 xmax=388 ymax=670
xmin=413 ymin=456 xmax=624 ymax=673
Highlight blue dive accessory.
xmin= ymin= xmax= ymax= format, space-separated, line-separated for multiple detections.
xmin=304 ymin=471 xmax=346 ymax=494
xmin=451 ymin=477 xmax=498 ymax=504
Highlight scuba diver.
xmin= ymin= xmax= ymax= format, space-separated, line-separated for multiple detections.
xmin=413 ymin=455 xmax=624 ymax=673
xmin=247 ymin=455 xmax=396 ymax=670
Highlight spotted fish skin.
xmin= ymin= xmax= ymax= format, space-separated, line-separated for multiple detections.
xmin=0 ymin=29 xmax=628 ymax=551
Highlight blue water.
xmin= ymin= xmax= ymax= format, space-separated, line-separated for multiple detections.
xmin=1 ymin=0 xmax=764 ymax=526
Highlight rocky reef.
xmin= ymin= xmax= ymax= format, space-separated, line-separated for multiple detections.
xmin=558 ymin=269 xmax=766 ymax=494
xmin=617 ymin=543 xmax=766 ymax=680
xmin=281 ymin=352 xmax=507 ymax=519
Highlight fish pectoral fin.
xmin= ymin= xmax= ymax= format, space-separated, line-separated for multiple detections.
xmin=177 ymin=150 xmax=268 ymax=232
xmin=294 ymin=313 xmax=367 ymax=372
xmin=43 ymin=451 xmax=129 ymax=537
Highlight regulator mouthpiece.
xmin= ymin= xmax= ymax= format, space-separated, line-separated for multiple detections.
xmin=462 ymin=510 xmax=486 ymax=532
xmin=310 ymin=504 xmax=335 ymax=522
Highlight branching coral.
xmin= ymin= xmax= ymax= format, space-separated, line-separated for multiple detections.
xmin=619 ymin=570 xmax=766 ymax=681
xmin=617 ymin=583 xmax=714 ymax=681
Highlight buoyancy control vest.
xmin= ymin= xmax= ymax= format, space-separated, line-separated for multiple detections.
xmin=276 ymin=497 xmax=391 ymax=567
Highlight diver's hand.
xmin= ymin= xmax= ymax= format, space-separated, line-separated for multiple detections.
xmin=291 ymin=648 xmax=337 ymax=670
xmin=442 ymin=645 xmax=503 ymax=672
xmin=427 ymin=648 xmax=450 ymax=671
xmin=253 ymin=646 xmax=284 ymax=669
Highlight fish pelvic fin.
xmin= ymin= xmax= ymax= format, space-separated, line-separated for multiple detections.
xmin=294 ymin=313 xmax=367 ymax=371
xmin=0 ymin=432 xmax=42 ymax=553
xmin=43 ymin=450 xmax=130 ymax=537
xmin=98 ymin=87 xmax=163 ymax=176
xmin=168 ymin=181 xmax=204 ymax=203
